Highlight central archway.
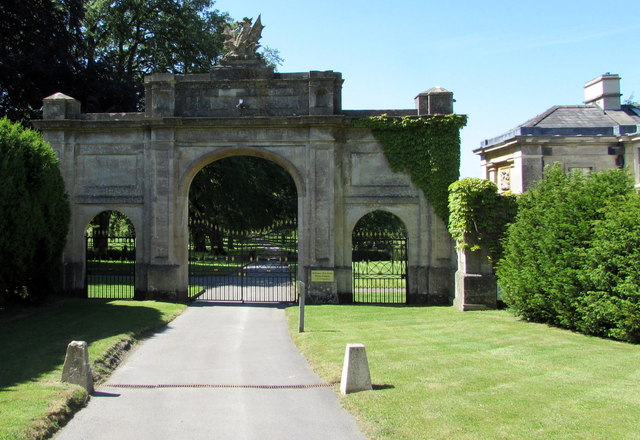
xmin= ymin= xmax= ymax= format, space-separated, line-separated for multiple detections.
xmin=186 ymin=153 xmax=299 ymax=302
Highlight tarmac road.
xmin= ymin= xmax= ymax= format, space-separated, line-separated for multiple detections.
xmin=54 ymin=303 xmax=367 ymax=440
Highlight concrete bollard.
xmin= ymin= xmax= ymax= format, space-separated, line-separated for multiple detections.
xmin=340 ymin=343 xmax=372 ymax=394
xmin=61 ymin=341 xmax=94 ymax=393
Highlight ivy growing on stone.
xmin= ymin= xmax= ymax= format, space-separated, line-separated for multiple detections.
xmin=353 ymin=114 xmax=467 ymax=222
xmin=447 ymin=178 xmax=517 ymax=266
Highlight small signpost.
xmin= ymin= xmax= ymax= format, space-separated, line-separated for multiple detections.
xmin=297 ymin=281 xmax=305 ymax=332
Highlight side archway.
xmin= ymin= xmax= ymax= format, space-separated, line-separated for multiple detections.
xmin=351 ymin=210 xmax=408 ymax=304
xmin=85 ymin=210 xmax=137 ymax=299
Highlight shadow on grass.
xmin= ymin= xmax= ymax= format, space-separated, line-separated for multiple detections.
xmin=0 ymin=299 xmax=168 ymax=392
xmin=372 ymin=384 xmax=395 ymax=390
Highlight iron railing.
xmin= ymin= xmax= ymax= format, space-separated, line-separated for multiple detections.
xmin=85 ymin=232 xmax=136 ymax=299
xmin=352 ymin=231 xmax=408 ymax=304
xmin=188 ymin=221 xmax=298 ymax=302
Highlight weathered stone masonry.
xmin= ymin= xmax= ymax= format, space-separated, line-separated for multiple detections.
xmin=34 ymin=62 xmax=460 ymax=304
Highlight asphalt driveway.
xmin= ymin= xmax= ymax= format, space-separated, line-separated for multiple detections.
xmin=54 ymin=302 xmax=366 ymax=440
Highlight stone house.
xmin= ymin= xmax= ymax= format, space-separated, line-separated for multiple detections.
xmin=474 ymin=73 xmax=640 ymax=193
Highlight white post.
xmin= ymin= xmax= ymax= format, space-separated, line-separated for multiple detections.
xmin=340 ymin=343 xmax=372 ymax=394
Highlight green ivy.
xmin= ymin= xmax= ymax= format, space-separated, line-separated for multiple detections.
xmin=447 ymin=178 xmax=517 ymax=266
xmin=353 ymin=114 xmax=467 ymax=222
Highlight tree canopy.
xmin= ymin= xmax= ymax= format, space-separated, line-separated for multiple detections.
xmin=0 ymin=118 xmax=70 ymax=304
xmin=0 ymin=0 xmax=84 ymax=121
xmin=0 ymin=0 xmax=231 ymax=119
xmin=189 ymin=156 xmax=297 ymax=232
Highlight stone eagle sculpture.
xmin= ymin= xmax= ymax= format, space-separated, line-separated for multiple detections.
xmin=222 ymin=15 xmax=265 ymax=61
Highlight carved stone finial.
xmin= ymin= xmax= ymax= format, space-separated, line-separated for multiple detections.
xmin=222 ymin=15 xmax=265 ymax=62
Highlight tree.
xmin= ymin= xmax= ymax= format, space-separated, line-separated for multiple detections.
xmin=0 ymin=0 xmax=84 ymax=121
xmin=81 ymin=0 xmax=230 ymax=111
xmin=0 ymin=0 xmax=232 ymax=118
xmin=497 ymin=165 xmax=633 ymax=329
xmin=0 ymin=118 xmax=70 ymax=304
xmin=189 ymin=156 xmax=297 ymax=251
xmin=352 ymin=211 xmax=406 ymax=235
xmin=577 ymin=195 xmax=640 ymax=342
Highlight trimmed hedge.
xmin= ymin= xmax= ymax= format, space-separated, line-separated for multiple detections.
xmin=0 ymin=118 xmax=70 ymax=303
xmin=497 ymin=165 xmax=640 ymax=342
xmin=577 ymin=195 xmax=640 ymax=341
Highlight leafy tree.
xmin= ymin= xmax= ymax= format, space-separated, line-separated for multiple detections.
xmin=0 ymin=0 xmax=232 ymax=118
xmin=353 ymin=211 xmax=406 ymax=235
xmin=189 ymin=156 xmax=297 ymax=251
xmin=497 ymin=165 xmax=633 ymax=329
xmin=0 ymin=0 xmax=84 ymax=121
xmin=81 ymin=0 xmax=230 ymax=111
xmin=577 ymin=195 xmax=640 ymax=342
xmin=0 ymin=118 xmax=70 ymax=304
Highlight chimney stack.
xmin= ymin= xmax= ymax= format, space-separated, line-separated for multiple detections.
xmin=415 ymin=87 xmax=454 ymax=115
xmin=584 ymin=73 xmax=621 ymax=111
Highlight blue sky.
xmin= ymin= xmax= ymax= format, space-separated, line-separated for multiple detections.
xmin=215 ymin=0 xmax=640 ymax=178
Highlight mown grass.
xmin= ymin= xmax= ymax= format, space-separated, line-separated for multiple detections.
xmin=286 ymin=305 xmax=640 ymax=440
xmin=0 ymin=299 xmax=186 ymax=440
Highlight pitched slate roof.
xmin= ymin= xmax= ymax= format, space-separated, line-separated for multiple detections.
xmin=477 ymin=105 xmax=640 ymax=150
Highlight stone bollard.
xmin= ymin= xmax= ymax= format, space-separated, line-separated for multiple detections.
xmin=340 ymin=343 xmax=372 ymax=394
xmin=61 ymin=341 xmax=94 ymax=393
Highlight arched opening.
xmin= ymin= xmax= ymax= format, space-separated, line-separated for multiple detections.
xmin=85 ymin=210 xmax=136 ymax=299
xmin=188 ymin=155 xmax=298 ymax=302
xmin=352 ymin=210 xmax=408 ymax=304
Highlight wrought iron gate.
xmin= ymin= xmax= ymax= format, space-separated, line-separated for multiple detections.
xmin=352 ymin=231 xmax=408 ymax=304
xmin=85 ymin=232 xmax=136 ymax=299
xmin=189 ymin=221 xmax=298 ymax=302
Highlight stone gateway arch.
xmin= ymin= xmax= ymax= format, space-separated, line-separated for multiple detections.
xmin=34 ymin=58 xmax=460 ymax=304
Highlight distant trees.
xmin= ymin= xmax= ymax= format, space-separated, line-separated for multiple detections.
xmin=190 ymin=156 xmax=297 ymax=228
xmin=0 ymin=0 xmax=231 ymax=120
xmin=497 ymin=165 xmax=640 ymax=342
xmin=0 ymin=0 xmax=85 ymax=121
xmin=0 ymin=118 xmax=70 ymax=304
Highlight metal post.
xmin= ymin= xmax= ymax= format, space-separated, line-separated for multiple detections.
xmin=297 ymin=281 xmax=305 ymax=332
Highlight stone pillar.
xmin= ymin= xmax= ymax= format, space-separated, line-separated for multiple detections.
xmin=43 ymin=93 xmax=81 ymax=120
xmin=145 ymin=74 xmax=176 ymax=117
xmin=61 ymin=341 xmax=93 ymax=393
xmin=340 ymin=344 xmax=372 ymax=394
xmin=454 ymin=237 xmax=497 ymax=311
xmin=305 ymin=144 xmax=338 ymax=303
xmin=415 ymin=87 xmax=454 ymax=115
xmin=142 ymin=126 xmax=188 ymax=301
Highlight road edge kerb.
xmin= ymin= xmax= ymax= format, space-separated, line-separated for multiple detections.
xmin=31 ymin=307 xmax=187 ymax=440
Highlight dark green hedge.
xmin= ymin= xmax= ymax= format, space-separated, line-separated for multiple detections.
xmin=497 ymin=165 xmax=640 ymax=342
xmin=0 ymin=118 xmax=70 ymax=303
xmin=578 ymin=195 xmax=640 ymax=341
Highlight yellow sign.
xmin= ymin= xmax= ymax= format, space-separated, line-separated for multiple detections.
xmin=311 ymin=270 xmax=334 ymax=283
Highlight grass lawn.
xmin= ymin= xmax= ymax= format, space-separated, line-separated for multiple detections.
xmin=286 ymin=305 xmax=640 ymax=440
xmin=0 ymin=299 xmax=186 ymax=440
